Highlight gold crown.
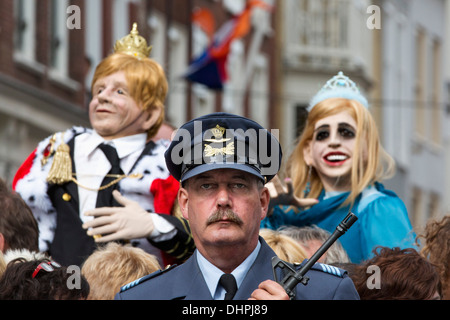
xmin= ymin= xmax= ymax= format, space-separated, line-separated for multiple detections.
xmin=204 ymin=125 xmax=230 ymax=143
xmin=114 ymin=23 xmax=152 ymax=59
xmin=211 ymin=125 xmax=225 ymax=139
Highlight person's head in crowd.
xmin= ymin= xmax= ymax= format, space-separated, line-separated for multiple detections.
xmin=259 ymin=228 xmax=307 ymax=264
xmin=81 ymin=242 xmax=161 ymax=299
xmin=152 ymin=121 xmax=176 ymax=142
xmin=0 ymin=258 xmax=90 ymax=300
xmin=1 ymin=248 xmax=49 ymax=281
xmin=0 ymin=178 xmax=39 ymax=253
xmin=351 ymin=247 xmax=441 ymax=300
xmin=278 ymin=225 xmax=350 ymax=264
xmin=417 ymin=215 xmax=450 ymax=300
xmin=3 ymin=248 xmax=48 ymax=264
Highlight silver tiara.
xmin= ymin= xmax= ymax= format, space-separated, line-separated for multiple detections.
xmin=308 ymin=71 xmax=368 ymax=111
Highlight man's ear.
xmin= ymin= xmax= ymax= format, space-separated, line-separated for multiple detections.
xmin=259 ymin=187 xmax=270 ymax=221
xmin=142 ymin=106 xmax=162 ymax=131
xmin=177 ymin=187 xmax=189 ymax=220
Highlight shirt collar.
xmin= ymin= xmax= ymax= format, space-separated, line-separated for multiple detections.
xmin=111 ymin=133 xmax=147 ymax=159
xmin=87 ymin=130 xmax=147 ymax=159
xmin=196 ymin=240 xmax=261 ymax=299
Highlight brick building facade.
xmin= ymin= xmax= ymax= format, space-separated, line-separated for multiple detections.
xmin=0 ymin=0 xmax=278 ymax=183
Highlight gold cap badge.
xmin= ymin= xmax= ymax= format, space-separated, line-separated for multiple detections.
xmin=203 ymin=125 xmax=234 ymax=158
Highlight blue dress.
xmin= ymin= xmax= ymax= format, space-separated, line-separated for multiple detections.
xmin=260 ymin=183 xmax=416 ymax=263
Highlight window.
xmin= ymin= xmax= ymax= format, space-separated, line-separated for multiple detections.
xmin=49 ymin=0 xmax=69 ymax=77
xmin=48 ymin=0 xmax=79 ymax=90
xmin=249 ymin=55 xmax=269 ymax=127
xmin=13 ymin=0 xmax=37 ymax=62
xmin=431 ymin=39 xmax=442 ymax=145
xmin=428 ymin=192 xmax=441 ymax=220
xmin=295 ymin=105 xmax=308 ymax=137
xmin=414 ymin=28 xmax=426 ymax=137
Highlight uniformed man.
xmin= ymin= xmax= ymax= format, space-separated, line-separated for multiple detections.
xmin=116 ymin=112 xmax=360 ymax=300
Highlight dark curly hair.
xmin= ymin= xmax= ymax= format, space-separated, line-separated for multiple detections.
xmin=351 ymin=247 xmax=441 ymax=300
xmin=0 ymin=258 xmax=90 ymax=300
xmin=417 ymin=215 xmax=450 ymax=298
xmin=0 ymin=178 xmax=39 ymax=252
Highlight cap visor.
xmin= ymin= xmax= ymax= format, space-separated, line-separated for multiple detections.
xmin=181 ymin=163 xmax=264 ymax=183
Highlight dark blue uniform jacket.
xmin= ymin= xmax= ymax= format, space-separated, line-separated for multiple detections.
xmin=115 ymin=238 xmax=360 ymax=300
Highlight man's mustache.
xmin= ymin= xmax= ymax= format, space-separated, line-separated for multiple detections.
xmin=206 ymin=209 xmax=243 ymax=226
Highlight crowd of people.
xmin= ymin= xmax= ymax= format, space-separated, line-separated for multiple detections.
xmin=0 ymin=173 xmax=447 ymax=300
xmin=0 ymin=24 xmax=448 ymax=300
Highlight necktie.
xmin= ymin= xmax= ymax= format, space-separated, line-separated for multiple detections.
xmin=219 ymin=273 xmax=237 ymax=300
xmin=95 ymin=143 xmax=124 ymax=207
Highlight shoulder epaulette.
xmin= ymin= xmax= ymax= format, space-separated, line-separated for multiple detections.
xmin=120 ymin=264 xmax=178 ymax=292
xmin=311 ymin=263 xmax=346 ymax=278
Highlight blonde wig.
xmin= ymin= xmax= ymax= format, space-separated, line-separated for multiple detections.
xmin=81 ymin=242 xmax=161 ymax=300
xmin=259 ymin=228 xmax=308 ymax=264
xmin=91 ymin=53 xmax=168 ymax=139
xmin=287 ymin=98 xmax=395 ymax=208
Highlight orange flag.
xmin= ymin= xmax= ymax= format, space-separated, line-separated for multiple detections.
xmin=209 ymin=0 xmax=272 ymax=59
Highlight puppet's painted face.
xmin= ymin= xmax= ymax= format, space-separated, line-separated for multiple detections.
xmin=304 ymin=110 xmax=363 ymax=192
xmin=89 ymin=71 xmax=153 ymax=140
